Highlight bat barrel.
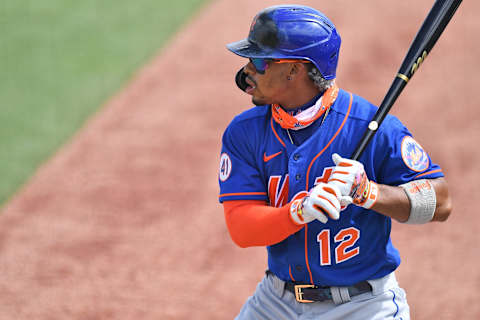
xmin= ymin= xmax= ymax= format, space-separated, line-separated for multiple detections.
xmin=398 ymin=0 xmax=463 ymax=80
xmin=351 ymin=0 xmax=462 ymax=160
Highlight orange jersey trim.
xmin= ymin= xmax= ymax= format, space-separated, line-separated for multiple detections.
xmin=415 ymin=169 xmax=442 ymax=178
xmin=303 ymin=92 xmax=353 ymax=285
xmin=305 ymin=92 xmax=353 ymax=189
xmin=219 ymin=192 xmax=267 ymax=198
xmin=223 ymin=200 xmax=303 ymax=248
xmin=270 ymin=117 xmax=287 ymax=148
xmin=289 ymin=265 xmax=296 ymax=282
xmin=304 ymin=224 xmax=315 ymax=284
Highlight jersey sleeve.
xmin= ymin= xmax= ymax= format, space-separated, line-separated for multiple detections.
xmin=371 ymin=115 xmax=444 ymax=186
xmin=218 ymin=119 xmax=268 ymax=203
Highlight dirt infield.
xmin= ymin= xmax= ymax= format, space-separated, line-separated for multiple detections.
xmin=0 ymin=0 xmax=477 ymax=319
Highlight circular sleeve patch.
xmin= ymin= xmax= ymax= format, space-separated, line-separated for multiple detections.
xmin=401 ymin=136 xmax=429 ymax=172
xmin=219 ymin=153 xmax=232 ymax=182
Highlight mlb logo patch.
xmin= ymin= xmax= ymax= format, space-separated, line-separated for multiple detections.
xmin=401 ymin=136 xmax=429 ymax=172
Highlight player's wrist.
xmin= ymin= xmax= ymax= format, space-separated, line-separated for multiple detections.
xmin=354 ymin=181 xmax=379 ymax=209
xmin=289 ymin=198 xmax=310 ymax=225
xmin=329 ymin=153 xmax=378 ymax=210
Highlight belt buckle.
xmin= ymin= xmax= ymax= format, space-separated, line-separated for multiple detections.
xmin=294 ymin=284 xmax=316 ymax=303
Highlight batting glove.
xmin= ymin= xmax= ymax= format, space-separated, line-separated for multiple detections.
xmin=290 ymin=182 xmax=343 ymax=225
xmin=328 ymin=153 xmax=379 ymax=209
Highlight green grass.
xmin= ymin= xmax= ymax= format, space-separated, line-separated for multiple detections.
xmin=0 ymin=0 xmax=207 ymax=206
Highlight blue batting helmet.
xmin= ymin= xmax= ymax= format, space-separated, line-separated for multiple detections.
xmin=227 ymin=5 xmax=341 ymax=80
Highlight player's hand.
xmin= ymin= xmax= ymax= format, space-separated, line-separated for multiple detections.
xmin=290 ymin=183 xmax=343 ymax=224
xmin=328 ymin=153 xmax=379 ymax=209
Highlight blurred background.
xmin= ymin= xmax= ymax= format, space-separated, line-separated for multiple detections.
xmin=0 ymin=0 xmax=206 ymax=206
xmin=0 ymin=0 xmax=478 ymax=319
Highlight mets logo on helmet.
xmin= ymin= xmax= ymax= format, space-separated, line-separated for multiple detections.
xmin=401 ymin=136 xmax=429 ymax=172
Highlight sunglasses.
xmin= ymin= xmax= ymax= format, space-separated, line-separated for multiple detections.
xmin=249 ymin=58 xmax=310 ymax=74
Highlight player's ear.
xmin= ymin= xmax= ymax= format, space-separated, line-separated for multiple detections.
xmin=289 ymin=63 xmax=299 ymax=75
xmin=295 ymin=62 xmax=311 ymax=75
xmin=288 ymin=63 xmax=309 ymax=81
xmin=286 ymin=63 xmax=299 ymax=81
xmin=297 ymin=62 xmax=312 ymax=75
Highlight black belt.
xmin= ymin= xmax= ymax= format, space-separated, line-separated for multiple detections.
xmin=284 ymin=281 xmax=372 ymax=303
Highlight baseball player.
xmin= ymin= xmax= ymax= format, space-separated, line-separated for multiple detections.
xmin=218 ymin=5 xmax=451 ymax=320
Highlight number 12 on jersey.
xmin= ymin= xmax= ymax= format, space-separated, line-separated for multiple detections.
xmin=317 ymin=227 xmax=360 ymax=266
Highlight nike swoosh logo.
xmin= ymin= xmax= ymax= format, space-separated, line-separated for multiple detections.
xmin=263 ymin=151 xmax=283 ymax=162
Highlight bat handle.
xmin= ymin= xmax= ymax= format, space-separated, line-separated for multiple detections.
xmin=351 ymin=128 xmax=375 ymax=161
xmin=351 ymin=76 xmax=408 ymax=161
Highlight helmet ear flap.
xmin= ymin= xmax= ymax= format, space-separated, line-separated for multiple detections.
xmin=235 ymin=68 xmax=249 ymax=92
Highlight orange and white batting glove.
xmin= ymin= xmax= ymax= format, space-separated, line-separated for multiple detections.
xmin=328 ymin=153 xmax=379 ymax=210
xmin=290 ymin=182 xmax=343 ymax=225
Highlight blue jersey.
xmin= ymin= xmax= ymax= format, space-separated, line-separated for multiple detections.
xmin=218 ymin=89 xmax=443 ymax=286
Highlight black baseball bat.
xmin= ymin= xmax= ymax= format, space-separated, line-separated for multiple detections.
xmin=351 ymin=0 xmax=462 ymax=160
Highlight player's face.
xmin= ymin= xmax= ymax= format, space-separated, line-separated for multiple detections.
xmin=243 ymin=59 xmax=294 ymax=106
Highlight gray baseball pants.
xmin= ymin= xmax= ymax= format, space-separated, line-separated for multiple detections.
xmin=235 ymin=271 xmax=410 ymax=320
